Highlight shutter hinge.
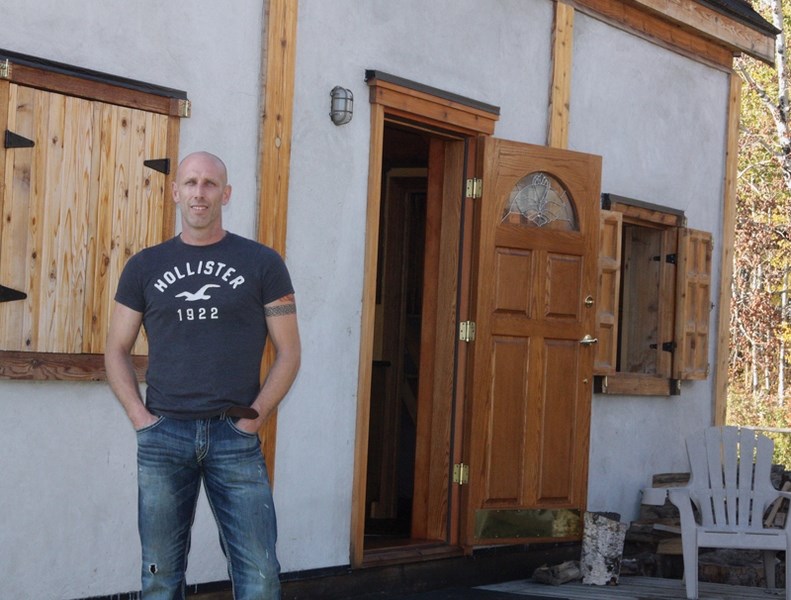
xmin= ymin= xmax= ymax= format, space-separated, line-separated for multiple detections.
xmin=466 ymin=178 xmax=482 ymax=199
xmin=453 ymin=463 xmax=469 ymax=485
xmin=0 ymin=284 xmax=27 ymax=303
xmin=651 ymin=253 xmax=677 ymax=264
xmin=650 ymin=341 xmax=677 ymax=353
xmin=459 ymin=321 xmax=476 ymax=342
xmin=0 ymin=59 xmax=11 ymax=80
xmin=5 ymin=130 xmax=35 ymax=149
xmin=144 ymin=158 xmax=171 ymax=175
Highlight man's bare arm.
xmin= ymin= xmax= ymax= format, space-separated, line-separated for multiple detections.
xmin=105 ymin=302 xmax=158 ymax=430
xmin=236 ymin=294 xmax=301 ymax=433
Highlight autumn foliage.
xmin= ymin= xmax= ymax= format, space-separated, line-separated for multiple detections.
xmin=729 ymin=0 xmax=791 ymax=465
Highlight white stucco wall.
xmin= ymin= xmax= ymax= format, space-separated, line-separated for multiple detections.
xmin=0 ymin=1 xmax=733 ymax=598
xmin=569 ymin=13 xmax=728 ymax=520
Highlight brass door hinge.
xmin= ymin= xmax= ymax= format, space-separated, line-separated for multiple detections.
xmin=459 ymin=321 xmax=476 ymax=342
xmin=453 ymin=463 xmax=469 ymax=485
xmin=466 ymin=178 xmax=482 ymax=199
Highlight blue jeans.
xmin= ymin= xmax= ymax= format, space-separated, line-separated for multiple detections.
xmin=136 ymin=415 xmax=281 ymax=600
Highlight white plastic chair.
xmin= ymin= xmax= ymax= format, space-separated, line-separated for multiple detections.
xmin=668 ymin=426 xmax=791 ymax=599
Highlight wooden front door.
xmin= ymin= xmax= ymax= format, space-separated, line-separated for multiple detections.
xmin=461 ymin=137 xmax=601 ymax=546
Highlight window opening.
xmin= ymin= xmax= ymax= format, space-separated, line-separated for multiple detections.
xmin=596 ymin=193 xmax=711 ymax=395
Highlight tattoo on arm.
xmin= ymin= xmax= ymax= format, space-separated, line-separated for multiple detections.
xmin=265 ymin=303 xmax=297 ymax=317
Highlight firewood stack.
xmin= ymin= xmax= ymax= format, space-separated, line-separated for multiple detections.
xmin=622 ymin=468 xmax=790 ymax=585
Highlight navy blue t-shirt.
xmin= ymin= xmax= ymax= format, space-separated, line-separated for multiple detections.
xmin=114 ymin=232 xmax=294 ymax=418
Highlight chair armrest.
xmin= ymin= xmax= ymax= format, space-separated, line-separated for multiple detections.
xmin=668 ymin=487 xmax=698 ymax=529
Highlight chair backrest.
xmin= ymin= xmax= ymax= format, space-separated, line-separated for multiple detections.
xmin=685 ymin=426 xmax=776 ymax=531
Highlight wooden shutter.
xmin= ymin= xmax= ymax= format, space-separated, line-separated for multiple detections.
xmin=674 ymin=228 xmax=712 ymax=380
xmin=594 ymin=209 xmax=621 ymax=374
xmin=0 ymin=83 xmax=170 ymax=356
xmin=657 ymin=227 xmax=679 ymax=379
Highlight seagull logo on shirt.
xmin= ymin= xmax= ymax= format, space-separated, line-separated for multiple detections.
xmin=175 ymin=284 xmax=221 ymax=301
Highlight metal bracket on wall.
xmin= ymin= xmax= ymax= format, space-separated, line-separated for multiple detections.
xmin=144 ymin=158 xmax=171 ymax=175
xmin=0 ymin=284 xmax=27 ymax=303
xmin=5 ymin=130 xmax=35 ymax=149
xmin=178 ymin=99 xmax=191 ymax=118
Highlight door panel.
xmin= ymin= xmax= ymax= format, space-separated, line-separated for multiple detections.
xmin=463 ymin=137 xmax=601 ymax=546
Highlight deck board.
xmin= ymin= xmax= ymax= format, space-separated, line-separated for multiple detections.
xmin=481 ymin=576 xmax=786 ymax=599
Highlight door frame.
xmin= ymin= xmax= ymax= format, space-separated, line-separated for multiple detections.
xmin=351 ymin=71 xmax=499 ymax=567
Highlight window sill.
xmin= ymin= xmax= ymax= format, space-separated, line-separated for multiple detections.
xmin=0 ymin=351 xmax=147 ymax=382
xmin=594 ymin=373 xmax=681 ymax=396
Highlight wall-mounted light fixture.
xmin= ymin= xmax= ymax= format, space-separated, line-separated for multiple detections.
xmin=330 ymin=86 xmax=353 ymax=125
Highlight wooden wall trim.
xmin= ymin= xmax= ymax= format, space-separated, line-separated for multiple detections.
xmin=629 ymin=0 xmax=775 ymax=64
xmin=258 ymin=0 xmax=298 ymax=256
xmin=548 ymin=1 xmax=575 ymax=149
xmin=572 ymin=0 xmax=735 ymax=69
xmin=256 ymin=0 xmax=299 ymax=478
xmin=714 ymin=73 xmax=741 ymax=426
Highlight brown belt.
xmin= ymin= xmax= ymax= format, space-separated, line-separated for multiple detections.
xmin=224 ymin=406 xmax=259 ymax=419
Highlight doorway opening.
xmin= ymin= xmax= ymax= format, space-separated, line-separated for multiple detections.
xmin=365 ymin=124 xmax=430 ymax=549
xmin=352 ymin=71 xmax=501 ymax=568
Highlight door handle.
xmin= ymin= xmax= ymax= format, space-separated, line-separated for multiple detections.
xmin=579 ymin=335 xmax=598 ymax=345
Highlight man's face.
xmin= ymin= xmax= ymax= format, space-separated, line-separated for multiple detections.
xmin=172 ymin=153 xmax=231 ymax=238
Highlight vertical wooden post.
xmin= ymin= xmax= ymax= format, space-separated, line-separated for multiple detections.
xmin=257 ymin=0 xmax=299 ymax=477
xmin=547 ymin=1 xmax=574 ymax=149
xmin=714 ymin=74 xmax=741 ymax=426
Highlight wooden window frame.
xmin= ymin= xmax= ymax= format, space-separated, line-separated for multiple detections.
xmin=595 ymin=193 xmax=712 ymax=396
xmin=0 ymin=49 xmax=186 ymax=381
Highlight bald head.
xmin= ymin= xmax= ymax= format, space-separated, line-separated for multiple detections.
xmin=172 ymin=151 xmax=232 ymax=245
xmin=177 ymin=151 xmax=228 ymax=185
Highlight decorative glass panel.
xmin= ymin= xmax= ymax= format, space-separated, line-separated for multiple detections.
xmin=501 ymin=172 xmax=577 ymax=231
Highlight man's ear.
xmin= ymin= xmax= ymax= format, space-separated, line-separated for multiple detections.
xmin=222 ymin=184 xmax=232 ymax=206
xmin=172 ymin=181 xmax=179 ymax=203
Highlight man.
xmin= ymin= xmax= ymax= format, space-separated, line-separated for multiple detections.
xmin=105 ymin=151 xmax=300 ymax=599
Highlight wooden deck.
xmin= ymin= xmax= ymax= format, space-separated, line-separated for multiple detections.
xmin=481 ymin=576 xmax=786 ymax=599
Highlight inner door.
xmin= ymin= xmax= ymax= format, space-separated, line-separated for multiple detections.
xmin=462 ymin=137 xmax=601 ymax=546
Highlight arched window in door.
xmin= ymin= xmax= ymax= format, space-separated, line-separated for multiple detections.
xmin=501 ymin=171 xmax=577 ymax=231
